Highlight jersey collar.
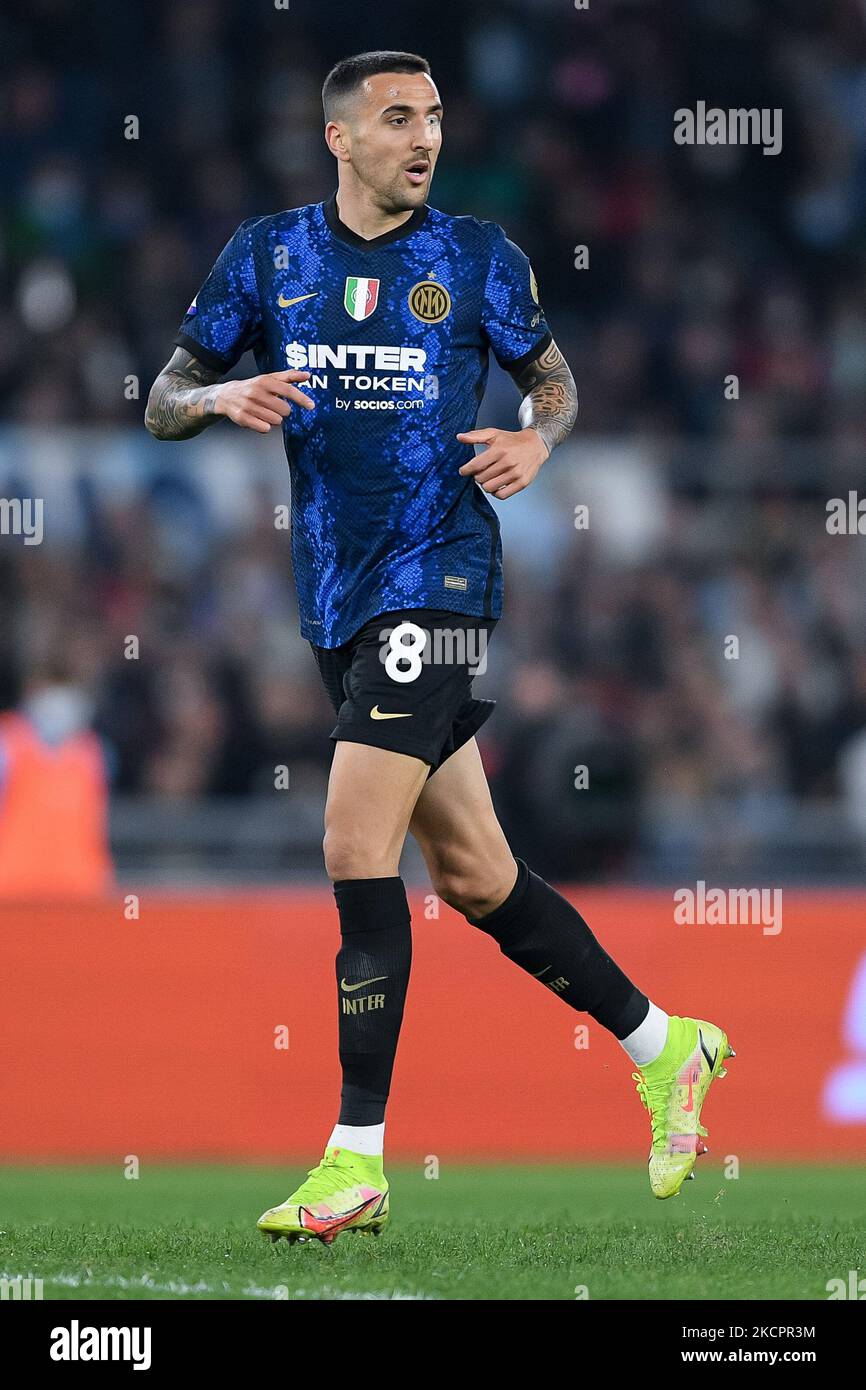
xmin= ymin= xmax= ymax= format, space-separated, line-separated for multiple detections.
xmin=323 ymin=192 xmax=428 ymax=250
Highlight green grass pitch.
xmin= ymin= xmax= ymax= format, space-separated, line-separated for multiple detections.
xmin=1 ymin=1164 xmax=864 ymax=1300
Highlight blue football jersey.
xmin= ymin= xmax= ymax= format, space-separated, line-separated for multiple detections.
xmin=174 ymin=194 xmax=552 ymax=647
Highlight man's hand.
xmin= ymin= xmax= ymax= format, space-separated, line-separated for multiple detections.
xmin=145 ymin=350 xmax=316 ymax=442
xmin=456 ymin=426 xmax=549 ymax=499
xmin=215 ymin=369 xmax=315 ymax=433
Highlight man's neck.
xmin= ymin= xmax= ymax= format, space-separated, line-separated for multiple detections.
xmin=334 ymin=181 xmax=415 ymax=243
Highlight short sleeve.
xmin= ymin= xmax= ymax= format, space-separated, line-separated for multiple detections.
xmin=174 ymin=219 xmax=263 ymax=372
xmin=480 ymin=225 xmax=552 ymax=372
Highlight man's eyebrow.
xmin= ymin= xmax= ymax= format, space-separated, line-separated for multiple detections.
xmin=380 ymin=102 xmax=443 ymax=117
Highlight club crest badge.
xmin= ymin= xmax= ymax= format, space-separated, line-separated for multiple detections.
xmin=408 ymin=279 xmax=452 ymax=324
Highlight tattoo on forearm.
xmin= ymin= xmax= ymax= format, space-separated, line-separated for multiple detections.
xmin=144 ymin=348 xmax=224 ymax=440
xmin=511 ymin=339 xmax=578 ymax=457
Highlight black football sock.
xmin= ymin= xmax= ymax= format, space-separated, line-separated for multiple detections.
xmin=468 ymin=860 xmax=648 ymax=1038
xmin=333 ymin=876 xmax=412 ymax=1126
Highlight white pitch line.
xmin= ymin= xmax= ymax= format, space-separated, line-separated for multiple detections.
xmin=31 ymin=1272 xmax=438 ymax=1301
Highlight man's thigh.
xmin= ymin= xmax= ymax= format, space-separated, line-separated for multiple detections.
xmin=409 ymin=738 xmax=515 ymax=891
xmin=324 ymin=740 xmax=430 ymax=878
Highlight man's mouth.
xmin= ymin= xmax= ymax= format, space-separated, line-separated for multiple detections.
xmin=404 ymin=162 xmax=429 ymax=185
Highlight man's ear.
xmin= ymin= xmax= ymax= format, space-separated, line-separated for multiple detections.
xmin=325 ymin=121 xmax=351 ymax=162
xmin=325 ymin=118 xmax=353 ymax=161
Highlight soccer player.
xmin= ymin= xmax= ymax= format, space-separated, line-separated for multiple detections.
xmin=145 ymin=51 xmax=734 ymax=1244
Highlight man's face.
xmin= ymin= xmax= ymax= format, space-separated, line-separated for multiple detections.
xmin=331 ymin=71 xmax=443 ymax=211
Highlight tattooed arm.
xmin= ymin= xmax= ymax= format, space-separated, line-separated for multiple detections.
xmin=144 ymin=348 xmax=315 ymax=441
xmin=511 ymin=337 xmax=578 ymax=459
xmin=456 ymin=338 xmax=577 ymax=500
xmin=144 ymin=349 xmax=225 ymax=440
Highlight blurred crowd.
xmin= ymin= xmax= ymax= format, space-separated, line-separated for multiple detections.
xmin=4 ymin=430 xmax=866 ymax=877
xmin=3 ymin=0 xmax=866 ymax=874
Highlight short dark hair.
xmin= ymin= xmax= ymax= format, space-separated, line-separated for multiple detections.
xmin=322 ymin=51 xmax=432 ymax=121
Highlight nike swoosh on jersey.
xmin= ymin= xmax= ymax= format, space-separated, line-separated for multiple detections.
xmin=340 ymin=975 xmax=388 ymax=992
xmin=277 ymin=292 xmax=319 ymax=308
xmin=370 ymin=706 xmax=412 ymax=720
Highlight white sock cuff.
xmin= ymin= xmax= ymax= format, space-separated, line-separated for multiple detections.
xmin=619 ymin=1001 xmax=670 ymax=1067
xmin=327 ymin=1122 xmax=385 ymax=1157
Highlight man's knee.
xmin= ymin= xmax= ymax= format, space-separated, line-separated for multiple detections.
xmin=322 ymin=825 xmax=398 ymax=883
xmin=431 ymin=854 xmax=517 ymax=920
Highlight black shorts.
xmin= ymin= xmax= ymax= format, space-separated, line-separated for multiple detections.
xmin=311 ymin=608 xmax=497 ymax=773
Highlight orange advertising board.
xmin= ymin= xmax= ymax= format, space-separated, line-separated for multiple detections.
xmin=2 ymin=890 xmax=864 ymax=1160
